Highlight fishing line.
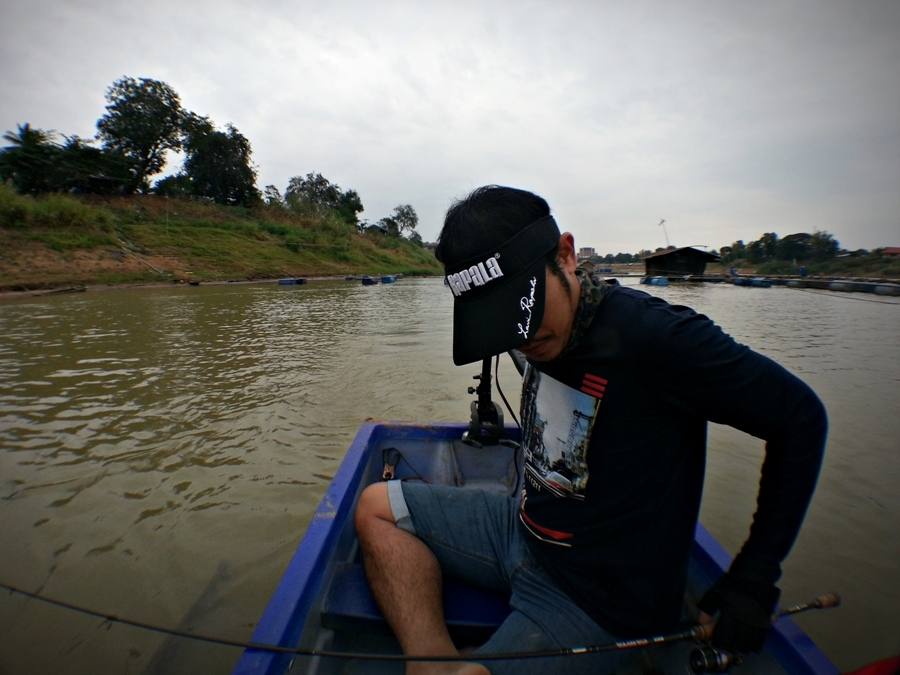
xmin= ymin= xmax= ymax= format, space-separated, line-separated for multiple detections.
xmin=493 ymin=354 xmax=522 ymax=489
xmin=787 ymin=287 xmax=900 ymax=305
xmin=0 ymin=579 xmax=692 ymax=660
xmin=612 ymin=276 xmax=900 ymax=303
xmin=494 ymin=354 xmax=520 ymax=429
xmin=0 ymin=581 xmax=839 ymax=663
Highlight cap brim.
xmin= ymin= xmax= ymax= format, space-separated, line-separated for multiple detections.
xmin=451 ymin=259 xmax=546 ymax=365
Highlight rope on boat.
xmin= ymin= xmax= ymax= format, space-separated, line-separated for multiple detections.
xmin=0 ymin=581 xmax=839 ymax=662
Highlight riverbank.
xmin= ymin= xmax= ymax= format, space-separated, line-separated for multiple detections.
xmin=0 ymin=188 xmax=442 ymax=293
xmin=0 ymin=274 xmax=421 ymax=302
xmin=3 ymin=188 xmax=898 ymax=295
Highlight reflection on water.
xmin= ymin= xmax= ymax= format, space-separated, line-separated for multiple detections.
xmin=0 ymin=278 xmax=898 ymax=673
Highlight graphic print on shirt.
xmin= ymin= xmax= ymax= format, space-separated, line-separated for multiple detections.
xmin=520 ymin=365 xmax=603 ymax=502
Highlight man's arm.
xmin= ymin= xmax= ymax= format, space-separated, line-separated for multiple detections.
xmin=647 ymin=303 xmax=827 ymax=650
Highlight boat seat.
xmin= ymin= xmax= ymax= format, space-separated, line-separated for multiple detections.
xmin=322 ymin=563 xmax=511 ymax=643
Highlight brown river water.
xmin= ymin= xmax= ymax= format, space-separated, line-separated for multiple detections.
xmin=0 ymin=277 xmax=898 ymax=674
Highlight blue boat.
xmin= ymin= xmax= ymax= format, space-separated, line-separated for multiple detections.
xmin=278 ymin=278 xmax=307 ymax=285
xmin=233 ymin=360 xmax=839 ymax=675
xmin=642 ymin=276 xmax=670 ymax=286
xmin=361 ymin=276 xmax=379 ymax=286
xmin=732 ymin=277 xmax=771 ymax=288
xmin=381 ymin=275 xmax=397 ymax=284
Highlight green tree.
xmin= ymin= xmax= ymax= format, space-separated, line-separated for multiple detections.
xmin=0 ymin=123 xmax=60 ymax=194
xmin=96 ymin=76 xmax=185 ymax=194
xmin=746 ymin=240 xmax=765 ymax=263
xmin=264 ymin=185 xmax=284 ymax=207
xmin=181 ymin=120 xmax=260 ymax=206
xmin=390 ymin=204 xmax=419 ymax=236
xmin=377 ymin=216 xmax=400 ymax=237
xmin=809 ymin=231 xmax=839 ymax=261
xmin=759 ymin=232 xmax=779 ymax=259
xmin=56 ymin=136 xmax=132 ymax=194
xmin=284 ymin=173 xmax=364 ymax=226
xmin=336 ymin=189 xmax=364 ymax=226
xmin=776 ymin=233 xmax=811 ymax=261
xmin=1 ymin=125 xmax=134 ymax=195
xmin=285 ymin=172 xmax=341 ymax=214
xmin=152 ymin=174 xmax=193 ymax=198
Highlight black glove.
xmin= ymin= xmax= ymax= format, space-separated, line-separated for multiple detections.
xmin=697 ymin=572 xmax=780 ymax=654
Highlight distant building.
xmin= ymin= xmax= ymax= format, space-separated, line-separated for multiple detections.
xmin=642 ymin=247 xmax=720 ymax=277
xmin=883 ymin=247 xmax=900 ymax=257
xmin=577 ymin=260 xmax=613 ymax=275
xmin=577 ymin=247 xmax=596 ymax=261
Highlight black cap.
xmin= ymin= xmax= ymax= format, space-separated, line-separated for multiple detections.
xmin=443 ymin=215 xmax=561 ymax=365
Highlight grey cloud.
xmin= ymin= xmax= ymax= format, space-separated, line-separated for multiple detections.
xmin=2 ymin=0 xmax=898 ymax=250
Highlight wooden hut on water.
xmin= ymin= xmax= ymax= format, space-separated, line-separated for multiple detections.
xmin=642 ymin=247 xmax=720 ymax=277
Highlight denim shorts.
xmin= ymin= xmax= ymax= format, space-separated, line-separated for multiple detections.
xmin=388 ymin=481 xmax=687 ymax=675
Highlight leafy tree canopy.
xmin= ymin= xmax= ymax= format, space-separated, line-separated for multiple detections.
xmin=180 ymin=119 xmax=260 ymax=206
xmin=284 ymin=172 xmax=363 ymax=226
xmin=1 ymin=123 xmax=131 ymax=195
xmin=97 ymin=76 xmax=185 ymax=194
xmin=286 ymin=172 xmax=341 ymax=211
xmin=336 ymin=189 xmax=363 ymax=226
xmin=56 ymin=136 xmax=132 ymax=195
xmin=809 ymin=230 xmax=839 ymax=261
xmin=263 ymin=184 xmax=284 ymax=207
xmin=390 ymin=204 xmax=418 ymax=235
xmin=0 ymin=123 xmax=60 ymax=194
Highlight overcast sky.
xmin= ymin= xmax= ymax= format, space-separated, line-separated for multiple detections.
xmin=2 ymin=0 xmax=899 ymax=252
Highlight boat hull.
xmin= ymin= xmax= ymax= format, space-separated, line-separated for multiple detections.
xmin=233 ymin=423 xmax=837 ymax=675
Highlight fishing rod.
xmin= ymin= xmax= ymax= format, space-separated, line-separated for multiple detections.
xmin=0 ymin=580 xmax=838 ymax=664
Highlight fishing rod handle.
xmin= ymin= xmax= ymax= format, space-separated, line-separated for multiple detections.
xmin=780 ymin=592 xmax=841 ymax=616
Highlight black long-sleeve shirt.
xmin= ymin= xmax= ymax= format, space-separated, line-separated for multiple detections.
xmin=518 ymin=281 xmax=827 ymax=636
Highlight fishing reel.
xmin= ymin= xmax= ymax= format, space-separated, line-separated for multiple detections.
xmin=689 ymin=646 xmax=740 ymax=673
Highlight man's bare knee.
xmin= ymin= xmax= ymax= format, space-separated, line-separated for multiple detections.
xmin=355 ymin=482 xmax=395 ymax=535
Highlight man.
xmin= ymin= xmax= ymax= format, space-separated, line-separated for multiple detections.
xmin=354 ymin=186 xmax=827 ymax=674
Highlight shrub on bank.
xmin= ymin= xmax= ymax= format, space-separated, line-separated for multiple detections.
xmin=0 ymin=183 xmax=114 ymax=230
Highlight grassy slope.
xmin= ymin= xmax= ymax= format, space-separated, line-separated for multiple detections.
xmin=2 ymin=187 xmax=897 ymax=290
xmin=0 ymin=187 xmax=442 ymax=290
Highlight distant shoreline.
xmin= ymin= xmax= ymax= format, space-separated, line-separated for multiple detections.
xmin=4 ymin=270 xmax=898 ymax=304
xmin=0 ymin=273 xmax=445 ymax=302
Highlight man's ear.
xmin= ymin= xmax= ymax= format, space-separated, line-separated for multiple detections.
xmin=558 ymin=232 xmax=577 ymax=271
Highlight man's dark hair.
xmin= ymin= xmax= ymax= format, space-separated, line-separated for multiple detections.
xmin=435 ymin=185 xmax=569 ymax=291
